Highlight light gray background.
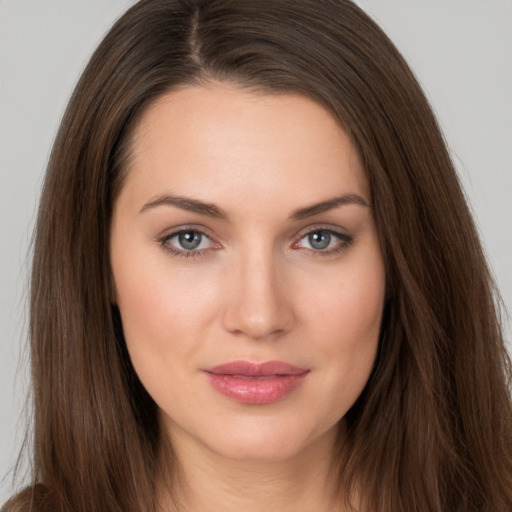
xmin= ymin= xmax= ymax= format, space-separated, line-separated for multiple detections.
xmin=1 ymin=0 xmax=511 ymax=504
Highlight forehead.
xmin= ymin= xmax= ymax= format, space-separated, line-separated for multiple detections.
xmin=122 ymin=83 xmax=369 ymax=212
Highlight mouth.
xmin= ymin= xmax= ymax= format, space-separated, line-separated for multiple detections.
xmin=203 ymin=360 xmax=310 ymax=405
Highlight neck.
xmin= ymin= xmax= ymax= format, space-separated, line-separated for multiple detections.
xmin=157 ymin=426 xmax=346 ymax=512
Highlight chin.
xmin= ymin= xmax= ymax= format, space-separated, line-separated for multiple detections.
xmin=188 ymin=415 xmax=338 ymax=463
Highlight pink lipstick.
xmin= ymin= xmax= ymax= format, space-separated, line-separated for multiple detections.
xmin=204 ymin=360 xmax=309 ymax=404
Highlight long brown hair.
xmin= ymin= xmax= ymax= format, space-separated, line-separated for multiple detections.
xmin=5 ymin=1 xmax=512 ymax=511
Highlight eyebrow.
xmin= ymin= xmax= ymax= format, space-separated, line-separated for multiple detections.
xmin=140 ymin=195 xmax=229 ymax=219
xmin=289 ymin=194 xmax=369 ymax=220
xmin=139 ymin=193 xmax=369 ymax=220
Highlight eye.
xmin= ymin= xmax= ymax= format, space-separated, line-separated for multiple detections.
xmin=162 ymin=229 xmax=214 ymax=253
xmin=295 ymin=229 xmax=352 ymax=253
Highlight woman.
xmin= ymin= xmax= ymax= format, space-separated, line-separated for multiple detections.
xmin=4 ymin=0 xmax=512 ymax=511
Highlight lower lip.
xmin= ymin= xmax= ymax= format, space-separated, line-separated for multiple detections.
xmin=204 ymin=372 xmax=308 ymax=404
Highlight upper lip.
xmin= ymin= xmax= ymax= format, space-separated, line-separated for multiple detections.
xmin=205 ymin=360 xmax=309 ymax=377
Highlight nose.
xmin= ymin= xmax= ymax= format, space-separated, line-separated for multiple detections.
xmin=221 ymin=248 xmax=295 ymax=340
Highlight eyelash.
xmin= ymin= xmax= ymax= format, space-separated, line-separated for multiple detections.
xmin=158 ymin=227 xmax=218 ymax=259
xmin=158 ymin=226 xmax=353 ymax=259
xmin=293 ymin=228 xmax=353 ymax=256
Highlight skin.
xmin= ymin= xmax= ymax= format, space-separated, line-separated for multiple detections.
xmin=110 ymin=83 xmax=386 ymax=511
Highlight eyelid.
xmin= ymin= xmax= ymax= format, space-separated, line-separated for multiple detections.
xmin=157 ymin=225 xmax=222 ymax=257
xmin=293 ymin=223 xmax=351 ymax=240
xmin=155 ymin=223 xmax=353 ymax=258
xmin=291 ymin=225 xmax=353 ymax=254
xmin=157 ymin=224 xmax=218 ymax=241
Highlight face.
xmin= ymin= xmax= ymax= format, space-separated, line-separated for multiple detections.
xmin=110 ymin=83 xmax=385 ymax=462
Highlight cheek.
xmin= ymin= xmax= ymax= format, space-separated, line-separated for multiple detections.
xmin=112 ymin=264 xmax=219 ymax=422
xmin=111 ymin=247 xmax=220 ymax=380
xmin=307 ymin=256 xmax=384 ymax=353
xmin=300 ymin=250 xmax=385 ymax=408
xmin=112 ymin=223 xmax=220 ymax=324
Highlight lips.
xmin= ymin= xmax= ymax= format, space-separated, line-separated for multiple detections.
xmin=204 ymin=360 xmax=309 ymax=404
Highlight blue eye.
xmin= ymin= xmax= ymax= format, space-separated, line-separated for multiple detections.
xmin=297 ymin=229 xmax=351 ymax=252
xmin=164 ymin=230 xmax=213 ymax=252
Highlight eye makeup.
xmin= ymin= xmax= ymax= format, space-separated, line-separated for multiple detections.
xmin=156 ymin=223 xmax=354 ymax=260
